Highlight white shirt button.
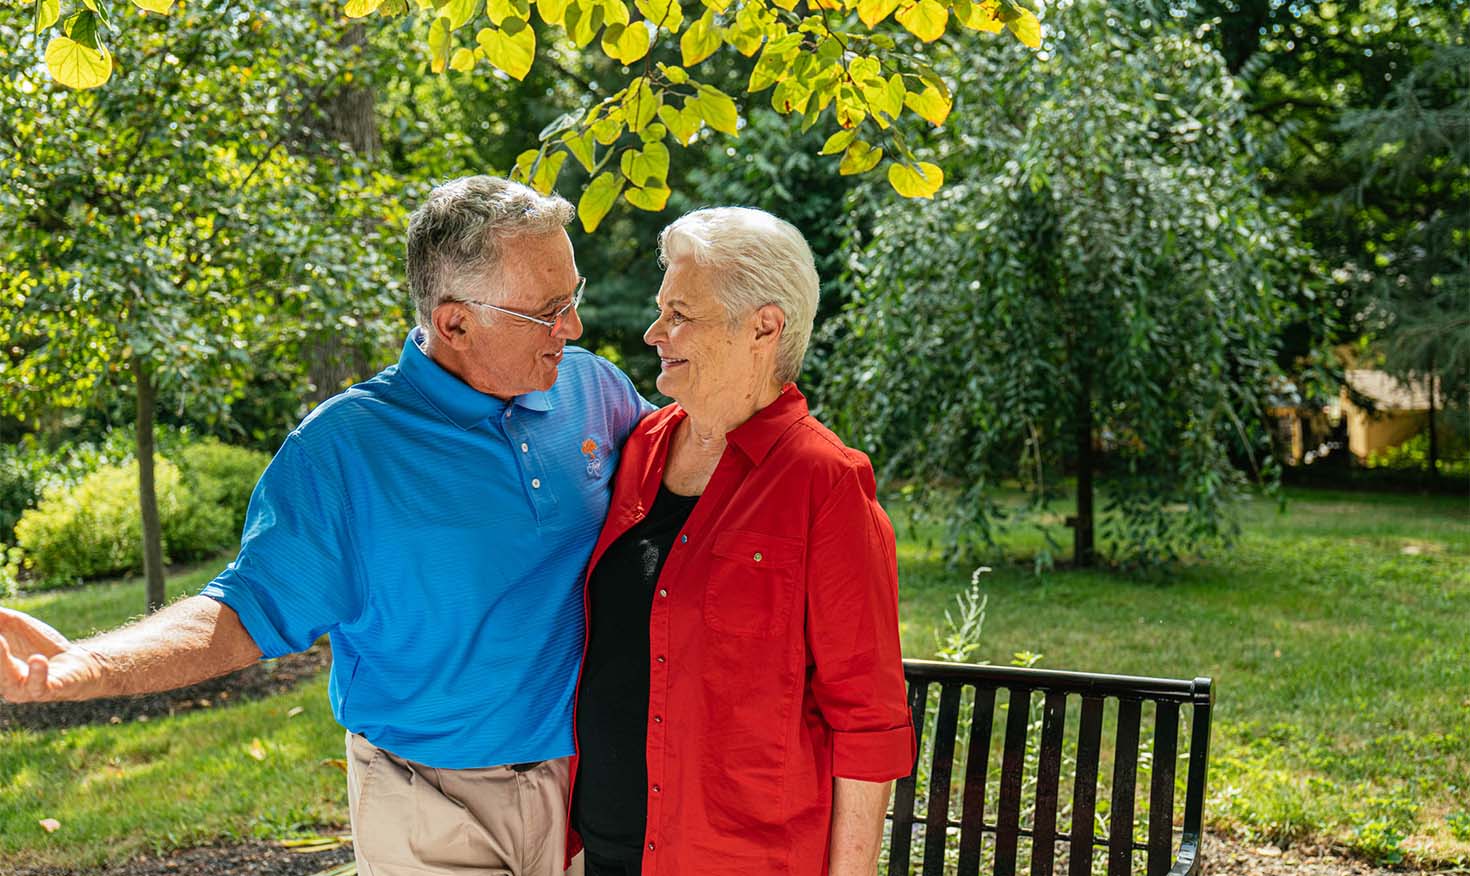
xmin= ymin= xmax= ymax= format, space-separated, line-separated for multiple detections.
xmin=520 ymin=442 xmax=529 ymax=453
xmin=531 ymin=478 xmax=542 ymax=489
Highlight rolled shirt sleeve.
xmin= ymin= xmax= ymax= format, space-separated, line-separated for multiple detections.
xmin=200 ymin=435 xmax=364 ymax=659
xmin=804 ymin=465 xmax=917 ymax=782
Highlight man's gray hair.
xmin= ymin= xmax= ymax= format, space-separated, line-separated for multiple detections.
xmin=657 ymin=207 xmax=819 ymax=384
xmin=406 ymin=176 xmax=575 ymax=330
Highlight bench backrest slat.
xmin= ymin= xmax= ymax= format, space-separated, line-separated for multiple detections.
xmin=1067 ymin=694 xmax=1106 ymax=876
xmin=1107 ymin=699 xmax=1144 ymax=876
xmin=1030 ymin=691 xmax=1068 ymax=876
xmin=958 ymin=687 xmax=999 ymax=875
xmin=994 ymin=688 xmax=1032 ymax=875
xmin=1147 ymin=701 xmax=1181 ymax=876
xmin=923 ymin=683 xmax=964 ymax=876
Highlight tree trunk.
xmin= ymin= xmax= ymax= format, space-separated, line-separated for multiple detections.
xmin=132 ymin=354 xmax=167 ymax=614
xmin=1426 ymin=369 xmax=1440 ymax=480
xmin=1074 ymin=373 xmax=1096 ymax=567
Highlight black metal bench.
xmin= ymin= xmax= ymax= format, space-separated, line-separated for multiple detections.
xmin=888 ymin=659 xmax=1214 ymax=876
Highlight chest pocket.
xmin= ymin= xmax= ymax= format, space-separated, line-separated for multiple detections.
xmin=702 ymin=529 xmax=805 ymax=638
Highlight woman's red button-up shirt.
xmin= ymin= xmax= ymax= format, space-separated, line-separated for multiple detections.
xmin=570 ymin=384 xmax=916 ymax=875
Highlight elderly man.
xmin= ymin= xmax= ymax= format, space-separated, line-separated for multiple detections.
xmin=0 ymin=176 xmax=650 ymax=876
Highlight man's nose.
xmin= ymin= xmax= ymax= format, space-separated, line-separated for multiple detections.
xmin=556 ymin=306 xmax=584 ymax=341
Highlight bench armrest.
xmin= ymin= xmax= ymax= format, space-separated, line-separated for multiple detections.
xmin=1167 ymin=834 xmax=1202 ymax=876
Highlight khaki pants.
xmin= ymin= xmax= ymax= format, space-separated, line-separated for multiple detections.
xmin=346 ymin=731 xmax=583 ymax=876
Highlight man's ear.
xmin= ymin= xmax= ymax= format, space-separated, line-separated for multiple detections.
xmin=753 ymin=303 xmax=786 ymax=348
xmin=430 ymin=302 xmax=472 ymax=350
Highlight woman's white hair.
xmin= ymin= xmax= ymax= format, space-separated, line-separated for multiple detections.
xmin=657 ymin=207 xmax=819 ymax=384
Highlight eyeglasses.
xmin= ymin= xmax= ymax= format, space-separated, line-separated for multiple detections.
xmin=455 ymin=276 xmax=586 ymax=336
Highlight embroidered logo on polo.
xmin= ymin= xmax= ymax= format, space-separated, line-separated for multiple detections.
xmin=581 ymin=437 xmax=604 ymax=478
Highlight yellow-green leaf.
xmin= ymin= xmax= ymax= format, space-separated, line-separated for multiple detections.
xmin=619 ymin=141 xmax=670 ymax=187
xmin=530 ymin=151 xmax=567 ymax=195
xmin=903 ymin=82 xmax=950 ymax=126
xmin=638 ymin=121 xmax=667 ymax=143
xmin=450 ymin=46 xmax=476 ymax=69
xmin=486 ymin=0 xmax=517 ymax=22
xmin=443 ymin=0 xmax=478 ymax=27
xmin=953 ymin=0 xmax=1003 ymax=32
xmin=563 ymin=129 xmax=597 ymax=171
xmin=770 ymin=77 xmax=811 ymax=114
xmin=819 ymin=128 xmax=857 ymax=156
xmin=34 ymin=0 xmax=60 ymax=34
xmin=679 ymin=10 xmax=719 ymax=66
xmin=131 ymin=0 xmax=174 ymax=12
xmin=895 ymin=0 xmax=946 ymax=42
xmin=635 ymin=0 xmax=682 ymax=31
xmin=512 ymin=147 xmax=540 ymax=183
xmin=602 ymin=0 xmax=630 ymax=25
xmin=563 ymin=0 xmax=600 ymax=46
xmin=578 ymin=172 xmax=624 ymax=232
xmin=591 ymin=110 xmax=625 ymax=145
xmin=856 ymin=0 xmax=898 ymax=27
xmin=428 ymin=16 xmax=452 ymax=73
xmin=835 ymin=85 xmax=866 ymax=129
xmin=344 ymin=0 xmax=384 ymax=16
xmin=601 ymin=21 xmax=651 ymax=63
xmin=625 ymin=183 xmax=671 ymax=212
xmin=658 ymin=104 xmax=702 ymax=145
xmin=535 ymin=0 xmax=568 ymax=24
xmin=838 ymin=140 xmax=882 ymax=175
xmin=726 ymin=3 xmax=765 ymax=55
xmin=1007 ymin=6 xmax=1041 ymax=47
xmin=689 ymin=85 xmax=738 ymax=136
xmin=476 ymin=23 xmax=535 ymax=79
xmin=657 ymin=62 xmax=688 ymax=84
xmin=621 ymin=77 xmax=661 ymax=133
xmin=887 ymin=161 xmax=944 ymax=198
xmin=44 ymin=34 xmax=111 ymax=88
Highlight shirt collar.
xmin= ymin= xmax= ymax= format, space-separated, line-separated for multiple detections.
xmin=724 ymin=383 xmax=809 ymax=465
xmin=398 ymin=328 xmax=555 ymax=429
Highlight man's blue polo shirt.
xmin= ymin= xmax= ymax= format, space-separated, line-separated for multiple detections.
xmin=202 ymin=329 xmax=652 ymax=769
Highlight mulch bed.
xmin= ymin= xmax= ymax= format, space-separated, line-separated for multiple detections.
xmin=0 ymin=640 xmax=332 ymax=732
xmin=0 ymin=841 xmax=353 ymax=876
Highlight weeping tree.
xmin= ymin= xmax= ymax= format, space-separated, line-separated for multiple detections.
xmin=824 ymin=2 xmax=1307 ymax=566
xmin=0 ymin=0 xmax=405 ymax=610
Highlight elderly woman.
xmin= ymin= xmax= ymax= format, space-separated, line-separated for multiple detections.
xmin=570 ymin=208 xmax=915 ymax=876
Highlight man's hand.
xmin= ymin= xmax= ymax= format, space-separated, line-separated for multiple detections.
xmin=0 ymin=608 xmax=103 ymax=702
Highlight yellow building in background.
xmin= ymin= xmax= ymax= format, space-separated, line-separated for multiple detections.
xmin=1341 ymin=370 xmax=1442 ymax=461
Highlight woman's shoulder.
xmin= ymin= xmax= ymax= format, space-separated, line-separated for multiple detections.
xmin=779 ymin=413 xmax=877 ymax=483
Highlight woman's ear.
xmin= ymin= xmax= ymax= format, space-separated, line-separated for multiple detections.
xmin=753 ymin=303 xmax=786 ymax=346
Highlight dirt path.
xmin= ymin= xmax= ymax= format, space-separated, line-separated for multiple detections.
xmin=6 ymin=833 xmax=1463 ymax=876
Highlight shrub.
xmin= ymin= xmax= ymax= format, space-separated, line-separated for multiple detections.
xmin=175 ymin=439 xmax=270 ymax=541
xmin=10 ymin=440 xmax=268 ymax=588
xmin=14 ymin=459 xmax=189 ymax=587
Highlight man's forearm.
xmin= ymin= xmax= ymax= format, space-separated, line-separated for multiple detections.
xmin=42 ymin=596 xmax=261 ymax=700
xmin=828 ymin=777 xmax=892 ymax=876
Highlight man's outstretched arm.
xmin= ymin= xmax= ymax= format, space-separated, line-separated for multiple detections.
xmin=0 ymin=596 xmax=262 ymax=703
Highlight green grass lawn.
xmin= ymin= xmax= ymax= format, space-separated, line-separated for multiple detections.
xmin=1 ymin=487 xmax=1467 ymax=868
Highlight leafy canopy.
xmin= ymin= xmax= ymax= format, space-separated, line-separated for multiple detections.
xmin=22 ymin=0 xmax=1045 ymax=224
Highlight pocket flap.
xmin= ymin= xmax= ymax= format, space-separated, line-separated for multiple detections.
xmin=710 ymin=529 xmax=804 ymax=568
